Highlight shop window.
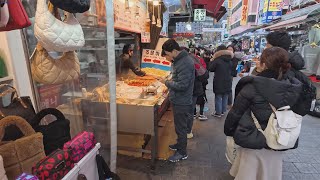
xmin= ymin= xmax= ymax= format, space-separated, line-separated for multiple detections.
xmin=248 ymin=15 xmax=257 ymax=23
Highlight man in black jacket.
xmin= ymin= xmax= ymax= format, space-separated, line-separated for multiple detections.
xmin=265 ymin=31 xmax=316 ymax=116
xmin=162 ymin=39 xmax=195 ymax=162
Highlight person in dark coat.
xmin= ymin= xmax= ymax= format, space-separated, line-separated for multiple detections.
xmin=162 ymin=39 xmax=195 ymax=162
xmin=208 ymin=45 xmax=233 ymax=117
xmin=119 ymin=44 xmax=145 ymax=76
xmin=265 ymin=31 xmax=316 ymax=116
xmin=227 ymin=45 xmax=241 ymax=107
xmin=225 ymin=47 xmax=303 ymax=180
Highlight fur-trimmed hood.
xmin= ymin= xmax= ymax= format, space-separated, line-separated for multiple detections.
xmin=213 ymin=50 xmax=234 ymax=59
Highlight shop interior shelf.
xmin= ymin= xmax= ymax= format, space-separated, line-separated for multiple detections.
xmin=80 ymin=47 xmax=123 ymax=51
xmin=0 ymin=76 xmax=13 ymax=83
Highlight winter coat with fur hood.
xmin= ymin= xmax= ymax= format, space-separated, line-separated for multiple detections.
xmin=208 ymin=50 xmax=233 ymax=94
xmin=225 ymin=69 xmax=303 ymax=149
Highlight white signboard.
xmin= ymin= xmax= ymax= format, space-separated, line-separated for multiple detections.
xmin=141 ymin=32 xmax=150 ymax=43
xmin=194 ymin=9 xmax=206 ymax=21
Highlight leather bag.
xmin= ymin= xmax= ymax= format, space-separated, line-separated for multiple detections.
xmin=32 ymin=149 xmax=74 ymax=180
xmin=0 ymin=116 xmax=45 ymax=179
xmin=63 ymin=131 xmax=96 ymax=163
xmin=0 ymin=84 xmax=36 ymax=141
xmin=0 ymin=0 xmax=31 ymax=31
xmin=34 ymin=0 xmax=85 ymax=52
xmin=49 ymin=0 xmax=90 ymax=13
xmin=0 ymin=2 xmax=9 ymax=28
xmin=30 ymin=44 xmax=80 ymax=85
xmin=32 ymin=108 xmax=71 ymax=155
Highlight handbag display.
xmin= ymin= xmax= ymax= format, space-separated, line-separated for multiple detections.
xmin=63 ymin=131 xmax=96 ymax=163
xmin=96 ymin=154 xmax=120 ymax=180
xmin=252 ymin=104 xmax=302 ymax=150
xmin=30 ymin=44 xmax=80 ymax=85
xmin=0 ymin=2 xmax=9 ymax=28
xmin=32 ymin=108 xmax=71 ymax=155
xmin=0 ymin=84 xmax=36 ymax=141
xmin=0 ymin=0 xmax=31 ymax=31
xmin=32 ymin=149 xmax=74 ymax=180
xmin=34 ymin=0 xmax=85 ymax=52
xmin=49 ymin=0 xmax=90 ymax=13
xmin=0 ymin=156 xmax=8 ymax=180
xmin=0 ymin=116 xmax=45 ymax=179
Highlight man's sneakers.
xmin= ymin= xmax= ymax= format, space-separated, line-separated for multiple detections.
xmin=199 ymin=115 xmax=208 ymax=121
xmin=169 ymin=144 xmax=178 ymax=151
xmin=168 ymin=152 xmax=188 ymax=163
xmin=187 ymin=132 xmax=194 ymax=139
xmin=211 ymin=112 xmax=225 ymax=118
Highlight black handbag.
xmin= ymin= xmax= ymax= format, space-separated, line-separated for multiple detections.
xmin=0 ymin=84 xmax=36 ymax=141
xmin=49 ymin=0 xmax=90 ymax=13
xmin=32 ymin=108 xmax=71 ymax=155
xmin=96 ymin=154 xmax=120 ymax=180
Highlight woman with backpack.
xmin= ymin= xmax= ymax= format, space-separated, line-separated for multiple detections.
xmin=224 ymin=47 xmax=303 ymax=180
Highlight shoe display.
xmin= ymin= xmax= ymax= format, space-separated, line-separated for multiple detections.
xmin=168 ymin=152 xmax=188 ymax=163
xmin=169 ymin=144 xmax=178 ymax=151
xmin=199 ymin=115 xmax=208 ymax=121
xmin=187 ymin=132 xmax=194 ymax=139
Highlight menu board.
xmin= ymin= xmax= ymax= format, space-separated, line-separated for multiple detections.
xmin=96 ymin=0 xmax=147 ymax=33
xmin=114 ymin=0 xmax=147 ymax=33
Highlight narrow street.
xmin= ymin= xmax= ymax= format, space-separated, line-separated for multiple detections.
xmin=117 ymin=74 xmax=320 ymax=180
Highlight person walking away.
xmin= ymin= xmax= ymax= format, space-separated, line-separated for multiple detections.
xmin=119 ymin=44 xmax=145 ymax=76
xmin=227 ymin=45 xmax=241 ymax=107
xmin=208 ymin=45 xmax=233 ymax=117
xmin=225 ymin=47 xmax=303 ymax=180
xmin=162 ymin=39 xmax=195 ymax=162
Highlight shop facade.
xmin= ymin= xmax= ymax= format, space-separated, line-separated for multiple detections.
xmin=0 ymin=0 xmax=167 ymax=178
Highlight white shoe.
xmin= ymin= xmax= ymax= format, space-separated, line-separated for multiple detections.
xmin=187 ymin=132 xmax=194 ymax=139
xmin=199 ymin=115 xmax=208 ymax=121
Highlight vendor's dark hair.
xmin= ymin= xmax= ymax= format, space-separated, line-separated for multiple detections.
xmin=227 ymin=45 xmax=235 ymax=52
xmin=122 ymin=44 xmax=132 ymax=54
xmin=162 ymin=39 xmax=181 ymax=52
xmin=266 ymin=31 xmax=291 ymax=51
xmin=261 ymin=47 xmax=291 ymax=80
xmin=216 ymin=45 xmax=227 ymax=52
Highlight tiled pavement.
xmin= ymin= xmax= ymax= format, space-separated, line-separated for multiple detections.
xmin=117 ymin=75 xmax=320 ymax=180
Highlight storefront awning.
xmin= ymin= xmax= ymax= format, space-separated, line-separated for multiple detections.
xmin=206 ymin=6 xmax=227 ymax=22
xmin=264 ymin=3 xmax=320 ymax=30
xmin=193 ymin=0 xmax=226 ymax=19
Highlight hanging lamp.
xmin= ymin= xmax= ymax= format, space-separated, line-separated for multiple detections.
xmin=146 ymin=0 xmax=152 ymax=22
xmin=152 ymin=0 xmax=157 ymax=25
xmin=125 ymin=0 xmax=130 ymax=14
xmin=135 ymin=5 xmax=140 ymax=18
xmin=156 ymin=1 xmax=162 ymax=27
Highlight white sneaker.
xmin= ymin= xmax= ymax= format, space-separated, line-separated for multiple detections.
xmin=199 ymin=115 xmax=208 ymax=121
xmin=187 ymin=132 xmax=194 ymax=139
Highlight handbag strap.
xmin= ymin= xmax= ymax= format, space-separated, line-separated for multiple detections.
xmin=0 ymin=116 xmax=35 ymax=141
xmin=251 ymin=112 xmax=263 ymax=130
xmin=0 ymin=84 xmax=17 ymax=99
xmin=32 ymin=108 xmax=66 ymax=126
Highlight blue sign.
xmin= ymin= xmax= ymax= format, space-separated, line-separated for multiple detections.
xmin=262 ymin=11 xmax=282 ymax=23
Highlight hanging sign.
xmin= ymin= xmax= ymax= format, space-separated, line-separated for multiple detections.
xmin=141 ymin=49 xmax=171 ymax=71
xmin=228 ymin=0 xmax=233 ymax=9
xmin=262 ymin=0 xmax=283 ymax=23
xmin=141 ymin=32 xmax=151 ymax=43
xmin=240 ymin=0 xmax=249 ymax=25
xmin=194 ymin=9 xmax=206 ymax=21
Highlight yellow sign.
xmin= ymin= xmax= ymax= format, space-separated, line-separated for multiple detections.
xmin=268 ymin=0 xmax=283 ymax=12
xmin=228 ymin=0 xmax=233 ymax=9
xmin=240 ymin=0 xmax=249 ymax=25
xmin=263 ymin=0 xmax=269 ymax=13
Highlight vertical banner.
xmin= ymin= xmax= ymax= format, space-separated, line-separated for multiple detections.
xmin=228 ymin=0 xmax=233 ymax=9
xmin=241 ymin=0 xmax=249 ymax=25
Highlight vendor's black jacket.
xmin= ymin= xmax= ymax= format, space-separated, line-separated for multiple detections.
xmin=208 ymin=50 xmax=233 ymax=94
xmin=119 ymin=54 xmax=145 ymax=76
xmin=284 ymin=51 xmax=316 ymax=116
xmin=165 ymin=50 xmax=195 ymax=105
xmin=225 ymin=69 xmax=303 ymax=149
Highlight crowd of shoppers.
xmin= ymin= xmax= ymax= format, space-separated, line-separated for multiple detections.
xmin=161 ymin=31 xmax=315 ymax=180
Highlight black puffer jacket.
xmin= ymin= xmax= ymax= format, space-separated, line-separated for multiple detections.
xmin=208 ymin=50 xmax=233 ymax=94
xmin=225 ymin=70 xmax=303 ymax=149
xmin=285 ymin=51 xmax=316 ymax=116
xmin=165 ymin=50 xmax=195 ymax=105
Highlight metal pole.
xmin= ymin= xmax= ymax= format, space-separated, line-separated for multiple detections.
xmin=105 ymin=0 xmax=117 ymax=172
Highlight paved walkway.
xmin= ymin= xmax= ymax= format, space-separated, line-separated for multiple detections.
xmin=117 ymin=74 xmax=320 ymax=180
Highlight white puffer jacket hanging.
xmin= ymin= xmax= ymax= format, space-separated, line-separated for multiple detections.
xmin=34 ymin=0 xmax=85 ymax=52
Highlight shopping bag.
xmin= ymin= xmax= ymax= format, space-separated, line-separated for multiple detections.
xmin=225 ymin=136 xmax=239 ymax=164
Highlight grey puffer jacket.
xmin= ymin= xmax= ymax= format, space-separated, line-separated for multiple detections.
xmin=165 ymin=50 xmax=195 ymax=105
